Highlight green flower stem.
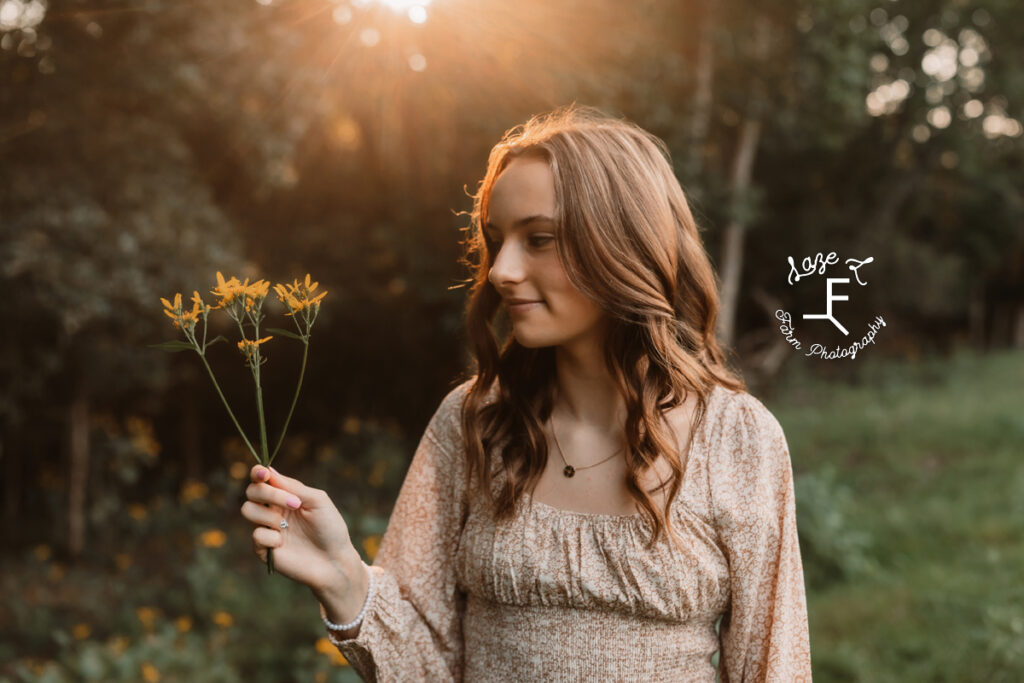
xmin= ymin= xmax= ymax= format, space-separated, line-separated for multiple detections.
xmin=196 ymin=351 xmax=260 ymax=463
xmin=247 ymin=310 xmax=275 ymax=576
xmin=254 ymin=363 xmax=270 ymax=465
xmin=269 ymin=338 xmax=308 ymax=466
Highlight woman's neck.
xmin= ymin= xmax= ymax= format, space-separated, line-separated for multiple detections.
xmin=552 ymin=345 xmax=626 ymax=433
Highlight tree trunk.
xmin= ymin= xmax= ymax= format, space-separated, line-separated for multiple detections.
xmin=716 ymin=15 xmax=772 ymax=348
xmin=68 ymin=384 xmax=90 ymax=560
xmin=687 ymin=1 xmax=715 ymax=181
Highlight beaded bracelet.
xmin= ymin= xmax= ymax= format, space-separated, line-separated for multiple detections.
xmin=320 ymin=562 xmax=375 ymax=642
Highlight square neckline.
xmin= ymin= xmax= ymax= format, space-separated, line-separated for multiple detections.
xmin=522 ymin=385 xmax=724 ymax=522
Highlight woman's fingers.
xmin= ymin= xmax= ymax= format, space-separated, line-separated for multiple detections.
xmin=240 ymin=500 xmax=287 ymax=529
xmin=245 ymin=480 xmax=303 ymax=510
xmin=258 ymin=466 xmax=326 ymax=511
xmin=253 ymin=525 xmax=282 ymax=550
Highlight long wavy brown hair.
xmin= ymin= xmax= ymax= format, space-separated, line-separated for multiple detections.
xmin=456 ymin=105 xmax=745 ymax=551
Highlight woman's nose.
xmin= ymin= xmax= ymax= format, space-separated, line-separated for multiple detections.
xmin=488 ymin=240 xmax=527 ymax=286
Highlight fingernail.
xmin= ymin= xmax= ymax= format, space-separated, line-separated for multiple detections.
xmin=286 ymin=496 xmax=301 ymax=509
xmin=257 ymin=468 xmax=268 ymax=481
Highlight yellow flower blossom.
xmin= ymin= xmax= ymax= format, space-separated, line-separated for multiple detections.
xmin=316 ymin=637 xmax=351 ymax=666
xmin=211 ymin=271 xmax=247 ymax=306
xmin=191 ymin=290 xmax=217 ymax=313
xmin=274 ymin=274 xmax=328 ymax=318
xmin=141 ymin=662 xmax=161 ymax=683
xmin=72 ymin=623 xmax=91 ymax=640
xmin=246 ymin=279 xmax=271 ymax=300
xmin=199 ymin=529 xmax=227 ymax=548
xmin=237 ymin=336 xmax=273 ymax=351
xmin=212 ymin=611 xmax=234 ymax=628
xmin=160 ymin=293 xmax=181 ymax=312
xmin=115 ymin=553 xmax=133 ymax=570
xmin=175 ymin=616 xmax=193 ymax=633
xmin=161 ymin=291 xmax=203 ymax=331
xmin=129 ymin=503 xmax=148 ymax=521
xmin=237 ymin=335 xmax=273 ymax=367
xmin=212 ymin=272 xmax=271 ymax=313
xmin=33 ymin=544 xmax=51 ymax=562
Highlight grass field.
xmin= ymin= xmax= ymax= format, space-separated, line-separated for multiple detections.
xmin=772 ymin=349 xmax=1024 ymax=682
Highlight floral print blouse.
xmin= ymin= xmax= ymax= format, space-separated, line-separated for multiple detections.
xmin=327 ymin=379 xmax=812 ymax=681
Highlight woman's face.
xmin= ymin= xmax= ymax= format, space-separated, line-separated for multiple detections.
xmin=485 ymin=155 xmax=607 ymax=350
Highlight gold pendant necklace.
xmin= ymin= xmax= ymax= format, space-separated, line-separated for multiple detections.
xmin=549 ymin=412 xmax=624 ymax=478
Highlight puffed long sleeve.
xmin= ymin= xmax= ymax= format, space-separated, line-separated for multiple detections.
xmin=711 ymin=392 xmax=813 ymax=682
xmin=328 ymin=383 xmax=470 ymax=682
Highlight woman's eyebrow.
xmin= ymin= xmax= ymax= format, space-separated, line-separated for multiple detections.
xmin=484 ymin=215 xmax=556 ymax=233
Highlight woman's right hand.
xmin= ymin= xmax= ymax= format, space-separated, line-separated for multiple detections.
xmin=241 ymin=465 xmax=363 ymax=596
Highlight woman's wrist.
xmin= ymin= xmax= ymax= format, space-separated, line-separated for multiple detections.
xmin=312 ymin=551 xmax=370 ymax=632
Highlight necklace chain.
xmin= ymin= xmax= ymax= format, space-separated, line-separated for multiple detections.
xmin=549 ymin=411 xmax=624 ymax=478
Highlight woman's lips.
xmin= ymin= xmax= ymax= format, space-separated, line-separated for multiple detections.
xmin=507 ymin=301 xmax=543 ymax=314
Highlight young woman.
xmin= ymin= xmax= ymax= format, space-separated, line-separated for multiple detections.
xmin=242 ymin=106 xmax=812 ymax=681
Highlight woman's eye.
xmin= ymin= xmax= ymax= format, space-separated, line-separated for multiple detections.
xmin=529 ymin=235 xmax=554 ymax=247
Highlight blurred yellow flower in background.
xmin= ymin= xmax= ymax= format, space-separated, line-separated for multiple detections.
xmin=115 ymin=553 xmax=133 ymax=570
xmin=106 ymin=636 xmax=131 ymax=655
xmin=199 ymin=529 xmax=227 ymax=548
xmin=362 ymin=534 xmax=381 ymax=562
xmin=33 ymin=544 xmax=51 ymax=562
xmin=316 ymin=637 xmax=350 ymax=666
xmin=129 ymin=504 xmax=148 ymax=521
xmin=212 ymin=611 xmax=234 ymax=628
xmin=72 ymin=623 xmax=91 ymax=640
xmin=141 ymin=662 xmax=161 ymax=682
xmin=229 ymin=461 xmax=248 ymax=480
xmin=125 ymin=417 xmax=161 ymax=460
xmin=136 ymin=606 xmax=160 ymax=631
xmin=175 ymin=616 xmax=193 ymax=633
xmin=368 ymin=460 xmax=388 ymax=488
xmin=342 ymin=416 xmax=361 ymax=435
xmin=180 ymin=480 xmax=209 ymax=504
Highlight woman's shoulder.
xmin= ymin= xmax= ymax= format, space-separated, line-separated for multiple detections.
xmin=705 ymin=384 xmax=787 ymax=447
xmin=425 ymin=375 xmax=497 ymax=447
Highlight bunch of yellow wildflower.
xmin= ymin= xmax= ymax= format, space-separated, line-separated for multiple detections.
xmin=155 ymin=271 xmax=328 ymax=576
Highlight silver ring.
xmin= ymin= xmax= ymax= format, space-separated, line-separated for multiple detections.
xmin=279 ymin=519 xmax=289 ymax=530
